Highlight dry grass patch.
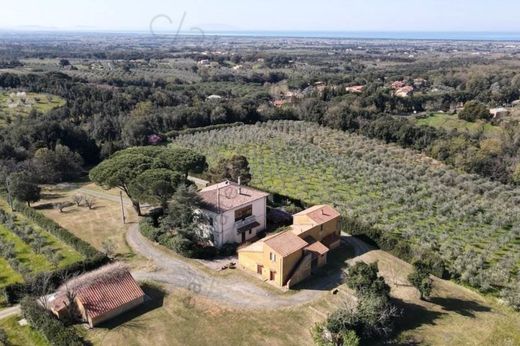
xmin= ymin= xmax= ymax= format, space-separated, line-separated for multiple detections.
xmin=33 ymin=183 xmax=139 ymax=260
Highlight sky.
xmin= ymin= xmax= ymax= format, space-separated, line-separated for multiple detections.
xmin=1 ymin=0 xmax=520 ymax=33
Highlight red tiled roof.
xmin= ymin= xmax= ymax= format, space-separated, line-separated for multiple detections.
xmin=264 ymin=231 xmax=308 ymax=257
xmin=58 ymin=263 xmax=145 ymax=320
xmin=294 ymin=205 xmax=340 ymax=225
xmin=304 ymin=241 xmax=330 ymax=256
xmin=77 ymin=270 xmax=144 ymax=319
xmin=199 ymin=181 xmax=269 ymax=213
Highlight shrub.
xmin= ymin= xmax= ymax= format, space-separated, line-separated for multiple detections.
xmin=20 ymin=297 xmax=85 ymax=346
xmin=218 ymin=242 xmax=239 ymax=257
xmin=408 ymin=260 xmax=434 ymax=300
xmin=0 ymin=328 xmax=8 ymax=346
xmin=501 ymin=283 xmax=520 ymax=311
xmin=346 ymin=262 xmax=390 ymax=297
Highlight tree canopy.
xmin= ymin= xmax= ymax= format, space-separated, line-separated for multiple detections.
xmin=209 ymin=155 xmax=252 ymax=185
xmin=89 ymin=146 xmax=207 ymax=215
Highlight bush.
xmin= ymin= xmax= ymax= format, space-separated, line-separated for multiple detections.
xmin=139 ymin=218 xmax=163 ymax=241
xmin=20 ymin=297 xmax=85 ymax=346
xmin=458 ymin=101 xmax=490 ymax=122
xmin=501 ymin=283 xmax=520 ymax=311
xmin=408 ymin=260 xmax=434 ymax=300
xmin=218 ymin=242 xmax=239 ymax=257
xmin=345 ymin=262 xmax=390 ymax=297
xmin=0 ymin=328 xmax=8 ymax=346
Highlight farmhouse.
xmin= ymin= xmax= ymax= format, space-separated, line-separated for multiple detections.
xmin=238 ymin=205 xmax=341 ymax=288
xmin=48 ymin=263 xmax=145 ymax=328
xmin=198 ymin=180 xmax=269 ymax=248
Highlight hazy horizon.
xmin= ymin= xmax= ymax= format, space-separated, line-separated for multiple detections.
xmin=2 ymin=0 xmax=520 ymax=34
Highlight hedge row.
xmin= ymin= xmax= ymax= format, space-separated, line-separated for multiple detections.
xmin=2 ymin=254 xmax=109 ymax=305
xmin=0 ymin=200 xmax=108 ymax=304
xmin=20 ymin=297 xmax=86 ymax=346
xmin=164 ymin=122 xmax=245 ymax=139
xmin=12 ymin=200 xmax=99 ymax=257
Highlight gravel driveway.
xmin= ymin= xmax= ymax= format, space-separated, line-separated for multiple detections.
xmin=127 ymin=225 xmax=350 ymax=310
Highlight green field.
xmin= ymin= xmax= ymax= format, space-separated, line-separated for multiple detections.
xmin=0 ymin=316 xmax=49 ymax=346
xmin=0 ymin=91 xmax=65 ymax=127
xmin=173 ymin=121 xmax=520 ymax=289
xmin=414 ymin=112 xmax=502 ymax=137
xmin=0 ymin=200 xmax=84 ymax=289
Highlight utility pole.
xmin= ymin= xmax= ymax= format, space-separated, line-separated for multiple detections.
xmin=120 ymin=191 xmax=126 ymax=225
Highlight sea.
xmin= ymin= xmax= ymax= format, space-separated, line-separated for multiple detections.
xmin=198 ymin=31 xmax=520 ymax=41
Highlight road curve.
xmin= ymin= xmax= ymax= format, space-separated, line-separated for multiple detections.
xmin=0 ymin=305 xmax=21 ymax=321
xmin=127 ymin=224 xmax=347 ymax=310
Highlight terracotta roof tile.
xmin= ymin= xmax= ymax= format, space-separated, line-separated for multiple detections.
xmin=59 ymin=263 xmax=145 ymax=320
xmin=304 ymin=241 xmax=330 ymax=256
xmin=264 ymin=231 xmax=308 ymax=257
xmin=199 ymin=181 xmax=269 ymax=213
xmin=77 ymin=271 xmax=144 ymax=319
xmin=294 ymin=205 xmax=340 ymax=225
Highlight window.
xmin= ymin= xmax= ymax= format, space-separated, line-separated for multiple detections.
xmin=270 ymin=252 xmax=276 ymax=262
xmin=235 ymin=205 xmax=253 ymax=221
xmin=209 ymin=217 xmax=214 ymax=226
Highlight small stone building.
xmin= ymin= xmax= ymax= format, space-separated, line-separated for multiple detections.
xmin=49 ymin=263 xmax=145 ymax=328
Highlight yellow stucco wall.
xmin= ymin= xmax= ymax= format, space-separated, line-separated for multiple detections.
xmin=281 ymin=250 xmax=305 ymax=286
xmin=238 ymin=250 xmax=263 ymax=273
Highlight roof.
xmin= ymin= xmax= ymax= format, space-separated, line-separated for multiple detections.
xmin=304 ymin=241 xmax=330 ymax=256
xmin=264 ymin=231 xmax=308 ymax=257
xmin=58 ymin=263 xmax=144 ymax=319
xmin=293 ymin=205 xmax=341 ymax=226
xmin=199 ymin=181 xmax=269 ymax=213
xmin=289 ymin=223 xmax=315 ymax=236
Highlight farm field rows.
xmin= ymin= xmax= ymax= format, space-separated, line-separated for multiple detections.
xmin=173 ymin=121 xmax=520 ymax=286
xmin=0 ymin=199 xmax=84 ymax=289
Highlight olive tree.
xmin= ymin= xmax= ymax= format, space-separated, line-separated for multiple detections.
xmin=7 ymin=173 xmax=41 ymax=207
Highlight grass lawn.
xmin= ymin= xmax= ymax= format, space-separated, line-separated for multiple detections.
xmin=0 ymin=91 xmax=65 ymax=127
xmin=415 ymin=112 xmax=502 ymax=137
xmin=33 ymin=183 xmax=139 ymax=260
xmin=87 ymin=284 xmax=321 ymax=346
xmin=0 ymin=316 xmax=49 ymax=346
xmin=84 ymin=245 xmax=520 ymax=346
xmin=0 ymin=257 xmax=23 ymax=288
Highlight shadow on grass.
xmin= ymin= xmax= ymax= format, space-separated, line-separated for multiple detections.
xmin=40 ymin=193 xmax=66 ymax=200
xmin=428 ymin=297 xmax=491 ymax=317
xmin=33 ymin=203 xmax=56 ymax=210
xmin=291 ymin=241 xmax=355 ymax=291
xmin=385 ymin=296 xmax=493 ymax=344
xmin=391 ymin=298 xmax=446 ymax=334
xmin=95 ymin=283 xmax=166 ymax=331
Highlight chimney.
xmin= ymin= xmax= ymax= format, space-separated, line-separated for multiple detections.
xmin=238 ymin=176 xmax=242 ymax=195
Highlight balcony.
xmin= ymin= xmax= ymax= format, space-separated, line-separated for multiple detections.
xmin=235 ymin=216 xmax=260 ymax=234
